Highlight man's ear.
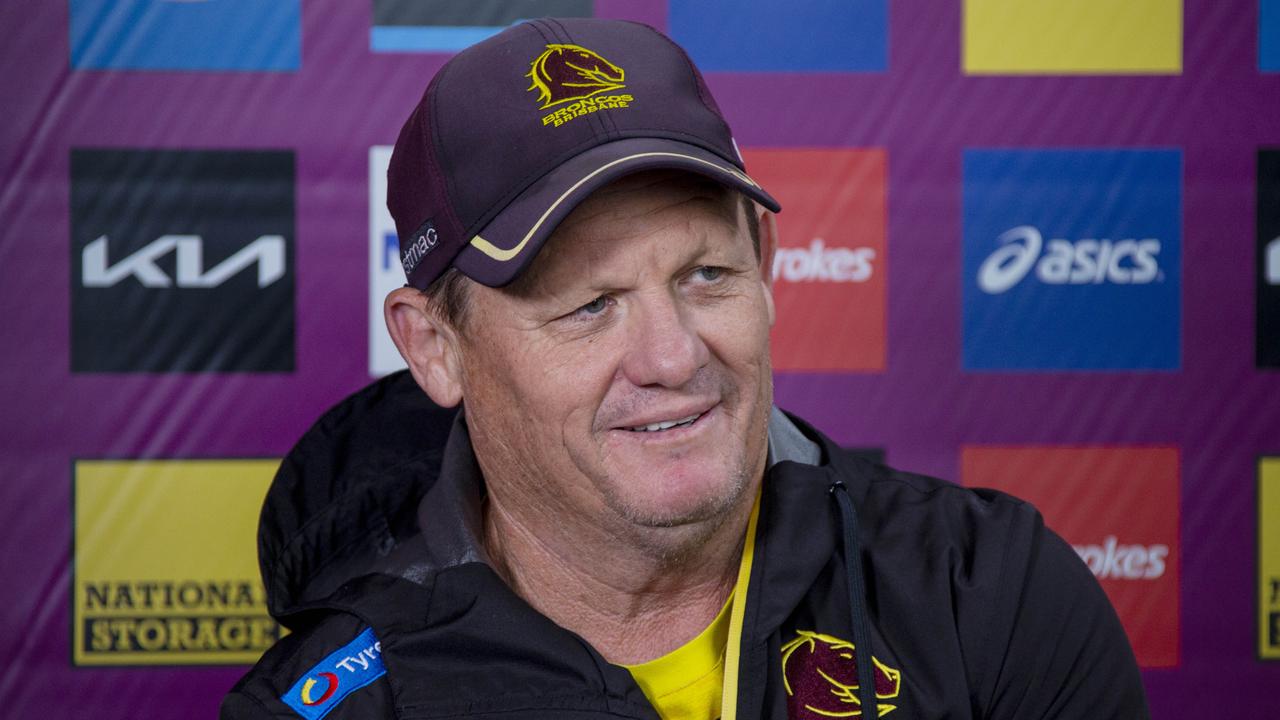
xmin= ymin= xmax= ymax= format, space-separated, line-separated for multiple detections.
xmin=757 ymin=207 xmax=778 ymax=327
xmin=384 ymin=287 xmax=464 ymax=408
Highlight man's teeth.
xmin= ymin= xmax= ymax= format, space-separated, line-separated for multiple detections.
xmin=628 ymin=413 xmax=702 ymax=433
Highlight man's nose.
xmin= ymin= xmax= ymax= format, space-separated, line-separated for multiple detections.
xmin=619 ymin=292 xmax=710 ymax=388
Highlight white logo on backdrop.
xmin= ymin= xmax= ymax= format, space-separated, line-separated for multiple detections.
xmin=772 ymin=239 xmax=875 ymax=283
xmin=82 ymin=235 xmax=284 ymax=288
xmin=1268 ymin=236 xmax=1280 ymax=285
xmin=977 ymin=225 xmax=1162 ymax=295
xmin=1072 ymin=536 xmax=1169 ymax=580
xmin=370 ymin=146 xmax=409 ymax=377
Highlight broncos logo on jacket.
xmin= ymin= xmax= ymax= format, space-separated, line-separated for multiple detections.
xmin=781 ymin=630 xmax=902 ymax=718
xmin=526 ymin=43 xmax=625 ymax=109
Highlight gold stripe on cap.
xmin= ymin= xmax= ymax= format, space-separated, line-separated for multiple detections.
xmin=469 ymin=151 xmax=759 ymax=262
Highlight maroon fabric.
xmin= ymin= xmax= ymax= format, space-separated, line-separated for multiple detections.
xmin=781 ymin=631 xmax=903 ymax=719
xmin=387 ymin=17 xmax=780 ymax=289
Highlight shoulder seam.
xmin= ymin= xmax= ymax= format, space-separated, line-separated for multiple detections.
xmin=266 ymin=447 xmax=445 ymax=578
xmin=867 ymin=472 xmax=1031 ymax=508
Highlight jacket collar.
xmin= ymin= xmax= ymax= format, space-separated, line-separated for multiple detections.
xmin=415 ymin=409 xmax=490 ymax=571
xmin=748 ymin=412 xmax=874 ymax=639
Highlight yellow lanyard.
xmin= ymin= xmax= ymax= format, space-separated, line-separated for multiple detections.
xmin=720 ymin=487 xmax=762 ymax=720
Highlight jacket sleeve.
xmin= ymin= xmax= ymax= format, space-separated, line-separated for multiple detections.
xmin=218 ymin=613 xmax=398 ymax=720
xmin=221 ymin=690 xmax=285 ymax=719
xmin=979 ymin=504 xmax=1150 ymax=720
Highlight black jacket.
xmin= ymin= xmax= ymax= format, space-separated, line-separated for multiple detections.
xmin=223 ymin=371 xmax=1148 ymax=719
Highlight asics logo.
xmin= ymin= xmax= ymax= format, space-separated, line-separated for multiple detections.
xmin=977 ymin=225 xmax=1162 ymax=294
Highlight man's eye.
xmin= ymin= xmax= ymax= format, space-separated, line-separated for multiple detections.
xmin=694 ymin=266 xmax=724 ymax=281
xmin=578 ymin=296 xmax=609 ymax=315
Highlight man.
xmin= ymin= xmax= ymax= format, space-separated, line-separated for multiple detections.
xmin=223 ymin=18 xmax=1148 ymax=720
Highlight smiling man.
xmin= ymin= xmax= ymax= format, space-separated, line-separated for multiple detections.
xmin=409 ymin=170 xmax=775 ymax=671
xmin=223 ymin=18 xmax=1148 ymax=720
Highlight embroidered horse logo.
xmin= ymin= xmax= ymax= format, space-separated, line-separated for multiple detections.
xmin=526 ymin=43 xmax=625 ymax=110
xmin=781 ymin=630 xmax=902 ymax=718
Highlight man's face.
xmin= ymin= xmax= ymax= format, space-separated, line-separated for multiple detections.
xmin=455 ymin=172 xmax=775 ymax=536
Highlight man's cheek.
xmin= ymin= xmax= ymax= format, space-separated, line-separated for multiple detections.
xmin=742 ymin=274 xmax=777 ymax=328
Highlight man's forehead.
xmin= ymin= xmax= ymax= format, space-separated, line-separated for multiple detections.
xmin=508 ymin=171 xmax=745 ymax=292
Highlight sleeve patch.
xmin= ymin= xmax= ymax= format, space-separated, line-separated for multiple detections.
xmin=280 ymin=627 xmax=386 ymax=719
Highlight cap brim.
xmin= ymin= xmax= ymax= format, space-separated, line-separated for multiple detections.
xmin=452 ymin=137 xmax=780 ymax=287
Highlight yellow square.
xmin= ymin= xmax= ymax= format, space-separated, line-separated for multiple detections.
xmin=1261 ymin=458 xmax=1280 ymax=660
xmin=73 ymin=459 xmax=281 ymax=665
xmin=964 ymin=0 xmax=1182 ymax=74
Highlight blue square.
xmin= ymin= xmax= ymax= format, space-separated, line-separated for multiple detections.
xmin=962 ymin=149 xmax=1182 ymax=371
xmin=1263 ymin=0 xmax=1280 ymax=71
xmin=70 ymin=0 xmax=301 ymax=71
xmin=669 ymin=0 xmax=887 ymax=72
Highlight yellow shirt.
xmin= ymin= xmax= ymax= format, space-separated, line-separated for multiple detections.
xmin=623 ymin=597 xmax=733 ymax=720
xmin=622 ymin=487 xmax=763 ymax=720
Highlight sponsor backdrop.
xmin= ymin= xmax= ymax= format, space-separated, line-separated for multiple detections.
xmin=1 ymin=0 xmax=1278 ymax=716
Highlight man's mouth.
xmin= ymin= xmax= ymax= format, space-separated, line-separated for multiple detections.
xmin=625 ymin=412 xmax=705 ymax=433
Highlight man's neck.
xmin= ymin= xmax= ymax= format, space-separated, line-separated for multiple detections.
xmin=481 ymin=481 xmax=757 ymax=666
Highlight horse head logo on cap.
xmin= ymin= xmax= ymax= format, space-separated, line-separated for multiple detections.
xmin=526 ymin=43 xmax=625 ymax=110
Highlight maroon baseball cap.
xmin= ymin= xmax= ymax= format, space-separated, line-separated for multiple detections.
xmin=387 ymin=17 xmax=781 ymax=289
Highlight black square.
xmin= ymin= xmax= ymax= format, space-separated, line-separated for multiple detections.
xmin=1259 ymin=149 xmax=1280 ymax=368
xmin=71 ymin=149 xmax=295 ymax=372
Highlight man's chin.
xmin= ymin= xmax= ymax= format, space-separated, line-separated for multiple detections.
xmin=598 ymin=460 xmax=750 ymax=530
xmin=614 ymin=498 xmax=730 ymax=530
